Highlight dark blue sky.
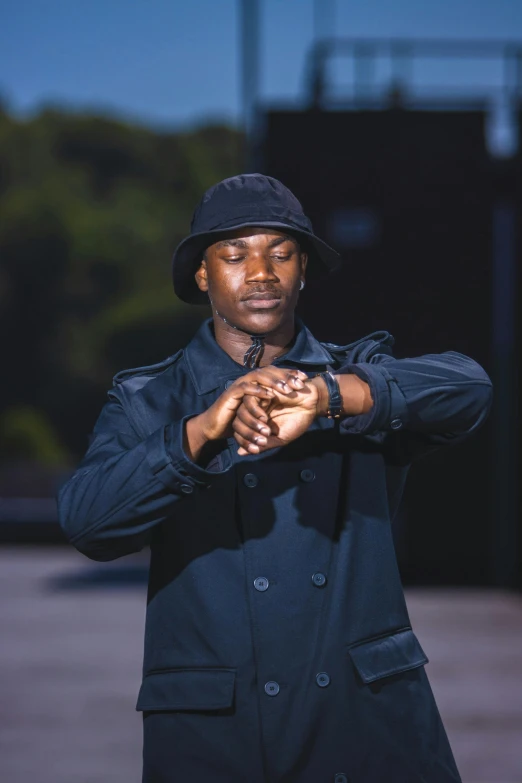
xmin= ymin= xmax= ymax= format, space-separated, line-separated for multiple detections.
xmin=1 ymin=0 xmax=521 ymax=129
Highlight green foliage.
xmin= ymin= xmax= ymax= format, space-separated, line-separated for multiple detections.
xmin=0 ymin=406 xmax=68 ymax=465
xmin=0 ymin=107 xmax=243 ymax=459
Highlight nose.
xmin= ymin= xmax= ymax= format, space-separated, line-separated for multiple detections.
xmin=245 ymin=253 xmax=279 ymax=283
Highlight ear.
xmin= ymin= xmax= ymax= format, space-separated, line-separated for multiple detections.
xmin=195 ymin=259 xmax=208 ymax=292
xmin=300 ymin=251 xmax=308 ymax=278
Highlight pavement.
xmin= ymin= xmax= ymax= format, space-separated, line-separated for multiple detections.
xmin=0 ymin=546 xmax=521 ymax=783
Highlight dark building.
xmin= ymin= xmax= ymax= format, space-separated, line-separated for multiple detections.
xmin=256 ymin=39 xmax=521 ymax=588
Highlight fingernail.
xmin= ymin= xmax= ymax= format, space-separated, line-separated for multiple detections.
xmin=255 ymin=436 xmax=267 ymax=445
xmin=259 ymin=426 xmax=270 ymax=435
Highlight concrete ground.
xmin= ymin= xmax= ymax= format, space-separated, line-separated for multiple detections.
xmin=0 ymin=546 xmax=521 ymax=783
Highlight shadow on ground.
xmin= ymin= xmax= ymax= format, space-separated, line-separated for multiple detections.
xmin=46 ymin=563 xmax=150 ymax=589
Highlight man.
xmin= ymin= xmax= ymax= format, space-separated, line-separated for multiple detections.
xmin=58 ymin=173 xmax=492 ymax=783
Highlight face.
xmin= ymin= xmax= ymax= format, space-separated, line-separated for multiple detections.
xmin=195 ymin=227 xmax=307 ymax=334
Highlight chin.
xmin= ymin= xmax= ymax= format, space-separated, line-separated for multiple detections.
xmin=240 ymin=305 xmax=294 ymax=334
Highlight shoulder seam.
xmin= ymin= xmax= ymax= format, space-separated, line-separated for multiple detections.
xmin=111 ymin=349 xmax=183 ymax=386
xmin=320 ymin=330 xmax=394 ymax=353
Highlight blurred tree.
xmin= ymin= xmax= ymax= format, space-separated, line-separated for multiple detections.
xmin=0 ymin=192 xmax=70 ymax=407
xmin=0 ymin=405 xmax=67 ymax=465
xmin=0 ymin=107 xmax=243 ymax=461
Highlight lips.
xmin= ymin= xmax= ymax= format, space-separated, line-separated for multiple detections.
xmin=242 ymin=292 xmax=282 ymax=309
xmin=243 ymin=292 xmax=281 ymax=301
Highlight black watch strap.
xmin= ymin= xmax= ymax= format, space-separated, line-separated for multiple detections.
xmin=316 ymin=370 xmax=342 ymax=419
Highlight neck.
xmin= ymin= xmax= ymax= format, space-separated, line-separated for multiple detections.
xmin=212 ymin=313 xmax=296 ymax=368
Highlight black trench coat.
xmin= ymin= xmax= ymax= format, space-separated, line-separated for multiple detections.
xmin=58 ymin=317 xmax=493 ymax=783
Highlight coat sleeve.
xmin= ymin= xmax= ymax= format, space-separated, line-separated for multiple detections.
xmin=336 ymin=350 xmax=493 ymax=458
xmin=56 ymin=392 xmax=230 ymax=562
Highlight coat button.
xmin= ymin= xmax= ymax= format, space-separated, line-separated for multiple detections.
xmin=264 ymin=681 xmax=280 ymax=696
xmin=180 ymin=484 xmax=193 ymax=494
xmin=225 ymin=379 xmax=235 ymax=389
xmin=390 ymin=417 xmax=403 ymax=430
xmin=243 ymin=473 xmax=258 ymax=488
xmin=316 ymin=672 xmax=330 ymax=688
xmin=311 ymin=572 xmax=327 ymax=588
xmin=254 ymin=577 xmax=269 ymax=591
xmin=299 ymin=468 xmax=315 ymax=482
xmin=334 ymin=775 xmax=348 ymax=783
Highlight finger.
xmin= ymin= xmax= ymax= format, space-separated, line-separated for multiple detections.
xmin=241 ymin=395 xmax=271 ymax=426
xmin=257 ymin=372 xmax=293 ymax=394
xmin=236 ymin=430 xmax=274 ymax=456
xmin=234 ymin=431 xmax=261 ymax=456
xmin=244 ymin=368 xmax=303 ymax=394
xmin=285 ymin=370 xmax=309 ymax=390
xmin=227 ymin=381 xmax=275 ymax=402
xmin=237 ymin=443 xmax=260 ymax=456
xmin=270 ymin=370 xmax=308 ymax=392
xmin=236 ymin=402 xmax=271 ymax=436
xmin=232 ymin=416 xmax=268 ymax=447
xmin=230 ymin=381 xmax=275 ymax=397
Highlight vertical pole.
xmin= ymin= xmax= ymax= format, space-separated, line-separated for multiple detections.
xmin=390 ymin=42 xmax=412 ymax=101
xmin=491 ymin=203 xmax=518 ymax=586
xmin=354 ymin=44 xmax=374 ymax=105
xmin=239 ymin=0 xmax=260 ymax=171
xmin=517 ymin=50 xmax=522 ymax=154
xmin=313 ymin=0 xmax=335 ymax=41
xmin=312 ymin=0 xmax=336 ymax=107
xmin=501 ymin=46 xmax=518 ymax=157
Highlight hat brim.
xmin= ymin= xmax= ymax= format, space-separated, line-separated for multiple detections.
xmin=172 ymin=220 xmax=341 ymax=305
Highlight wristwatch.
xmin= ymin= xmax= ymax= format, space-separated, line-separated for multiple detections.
xmin=316 ymin=370 xmax=342 ymax=419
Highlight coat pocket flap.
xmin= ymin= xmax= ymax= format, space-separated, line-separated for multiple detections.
xmin=348 ymin=628 xmax=428 ymax=684
xmin=136 ymin=667 xmax=236 ymax=712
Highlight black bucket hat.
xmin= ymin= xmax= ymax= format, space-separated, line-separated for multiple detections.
xmin=171 ymin=173 xmax=341 ymax=304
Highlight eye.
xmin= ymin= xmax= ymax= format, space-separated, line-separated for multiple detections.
xmin=223 ymin=255 xmax=244 ymax=263
xmin=272 ymin=253 xmax=292 ymax=260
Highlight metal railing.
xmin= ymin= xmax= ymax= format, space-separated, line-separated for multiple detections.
xmin=305 ymin=38 xmax=522 ymax=111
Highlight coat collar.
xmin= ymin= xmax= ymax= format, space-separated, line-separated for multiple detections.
xmin=184 ymin=317 xmax=333 ymax=395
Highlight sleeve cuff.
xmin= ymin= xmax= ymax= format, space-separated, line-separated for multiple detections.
xmin=144 ymin=415 xmax=232 ymax=494
xmin=337 ymin=363 xmax=410 ymax=436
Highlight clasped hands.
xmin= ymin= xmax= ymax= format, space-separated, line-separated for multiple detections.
xmin=230 ymin=367 xmax=325 ymax=456
xmin=184 ymin=366 xmax=329 ymax=462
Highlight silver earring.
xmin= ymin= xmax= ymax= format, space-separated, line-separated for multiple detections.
xmin=299 ymin=280 xmax=305 ymax=291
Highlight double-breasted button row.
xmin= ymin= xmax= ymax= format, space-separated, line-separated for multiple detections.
xmin=242 ymin=470 xmax=317 ymax=488
xmin=253 ymin=573 xmax=327 ymax=591
xmin=263 ymin=673 xmax=331 ymax=696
